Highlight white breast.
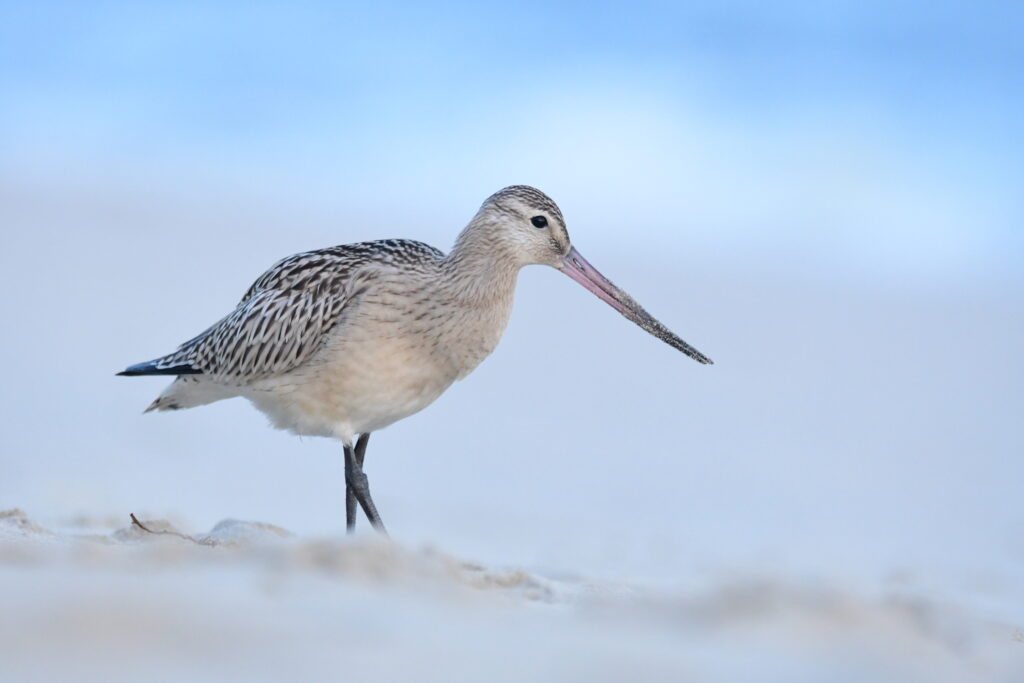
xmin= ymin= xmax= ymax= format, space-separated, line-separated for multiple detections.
xmin=238 ymin=264 xmax=518 ymax=440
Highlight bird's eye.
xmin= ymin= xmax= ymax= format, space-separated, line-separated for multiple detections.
xmin=531 ymin=215 xmax=548 ymax=228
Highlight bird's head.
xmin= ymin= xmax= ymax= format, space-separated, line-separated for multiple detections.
xmin=474 ymin=185 xmax=572 ymax=268
xmin=465 ymin=185 xmax=713 ymax=365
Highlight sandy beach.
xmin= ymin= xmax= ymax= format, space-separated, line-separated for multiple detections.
xmin=2 ymin=508 xmax=1020 ymax=682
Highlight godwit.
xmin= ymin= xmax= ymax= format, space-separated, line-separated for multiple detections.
xmin=119 ymin=186 xmax=712 ymax=533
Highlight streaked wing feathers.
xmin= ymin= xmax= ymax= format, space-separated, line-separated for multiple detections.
xmin=150 ymin=240 xmax=443 ymax=380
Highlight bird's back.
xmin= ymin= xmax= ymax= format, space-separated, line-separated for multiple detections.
xmin=122 ymin=239 xmax=446 ymax=383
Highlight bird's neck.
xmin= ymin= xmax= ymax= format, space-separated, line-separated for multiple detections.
xmin=440 ymin=219 xmax=522 ymax=306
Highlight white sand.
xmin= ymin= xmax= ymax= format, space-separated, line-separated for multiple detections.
xmin=1 ymin=508 xmax=1020 ymax=683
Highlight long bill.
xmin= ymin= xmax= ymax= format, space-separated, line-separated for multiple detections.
xmin=558 ymin=246 xmax=713 ymax=365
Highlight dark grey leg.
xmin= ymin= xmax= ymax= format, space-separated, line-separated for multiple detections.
xmin=344 ymin=435 xmax=386 ymax=535
xmin=345 ymin=433 xmax=371 ymax=532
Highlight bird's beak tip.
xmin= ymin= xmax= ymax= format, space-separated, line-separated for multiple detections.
xmin=562 ymin=246 xmax=714 ymax=365
xmin=686 ymin=350 xmax=714 ymax=365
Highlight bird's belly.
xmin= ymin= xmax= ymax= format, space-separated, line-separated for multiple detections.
xmin=244 ymin=330 xmax=456 ymax=439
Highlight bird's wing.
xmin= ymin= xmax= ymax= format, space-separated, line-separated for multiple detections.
xmin=142 ymin=241 xmax=441 ymax=381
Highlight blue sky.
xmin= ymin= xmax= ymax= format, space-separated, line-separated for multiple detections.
xmin=2 ymin=1 xmax=1021 ymax=286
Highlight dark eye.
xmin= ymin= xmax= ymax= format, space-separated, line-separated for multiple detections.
xmin=531 ymin=215 xmax=548 ymax=228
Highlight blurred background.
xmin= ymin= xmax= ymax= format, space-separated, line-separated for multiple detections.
xmin=2 ymin=0 xmax=1022 ymax=622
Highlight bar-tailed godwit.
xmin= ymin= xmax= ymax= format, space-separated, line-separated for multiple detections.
xmin=119 ymin=186 xmax=712 ymax=533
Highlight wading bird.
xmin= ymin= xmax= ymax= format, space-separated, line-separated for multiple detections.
xmin=119 ymin=186 xmax=712 ymax=533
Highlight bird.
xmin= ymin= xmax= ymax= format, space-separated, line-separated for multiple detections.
xmin=119 ymin=185 xmax=712 ymax=534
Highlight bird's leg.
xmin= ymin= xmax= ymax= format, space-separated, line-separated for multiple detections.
xmin=345 ymin=433 xmax=371 ymax=532
xmin=344 ymin=435 xmax=386 ymax=535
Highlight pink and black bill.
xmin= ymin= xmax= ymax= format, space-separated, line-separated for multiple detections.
xmin=559 ymin=247 xmax=713 ymax=365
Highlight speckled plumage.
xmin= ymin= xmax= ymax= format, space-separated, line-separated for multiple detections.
xmin=123 ymin=187 xmax=557 ymax=440
xmin=121 ymin=185 xmax=711 ymax=532
xmin=147 ymin=239 xmax=445 ymax=380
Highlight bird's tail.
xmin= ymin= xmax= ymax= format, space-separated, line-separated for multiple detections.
xmin=143 ymin=376 xmax=237 ymax=413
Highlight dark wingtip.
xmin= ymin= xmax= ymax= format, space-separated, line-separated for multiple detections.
xmin=117 ymin=360 xmax=203 ymax=377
